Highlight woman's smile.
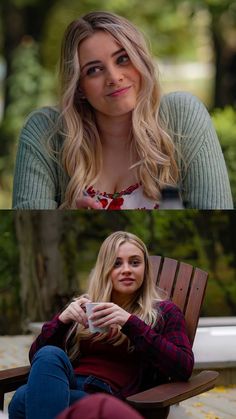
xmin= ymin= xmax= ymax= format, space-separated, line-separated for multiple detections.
xmin=106 ymin=86 xmax=132 ymax=98
xmin=119 ymin=278 xmax=135 ymax=285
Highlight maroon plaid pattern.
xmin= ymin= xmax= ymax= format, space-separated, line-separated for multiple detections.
xmin=29 ymin=300 xmax=194 ymax=392
xmin=121 ymin=301 xmax=194 ymax=382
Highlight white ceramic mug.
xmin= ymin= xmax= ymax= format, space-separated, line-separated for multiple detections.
xmin=85 ymin=302 xmax=109 ymax=333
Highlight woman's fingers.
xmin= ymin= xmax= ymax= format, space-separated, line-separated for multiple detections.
xmin=60 ymin=300 xmax=130 ymax=328
xmin=93 ymin=313 xmax=115 ymax=326
xmin=91 ymin=307 xmax=113 ymax=321
xmin=90 ymin=303 xmax=130 ymax=326
xmin=59 ymin=298 xmax=91 ymax=325
xmin=70 ymin=303 xmax=88 ymax=326
xmin=76 ymin=197 xmax=102 ymax=209
xmin=77 ymin=296 xmax=92 ymax=307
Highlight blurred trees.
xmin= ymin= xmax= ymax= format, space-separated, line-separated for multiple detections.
xmin=212 ymin=107 xmax=236 ymax=205
xmin=14 ymin=211 xmax=75 ymax=328
xmin=1 ymin=0 xmax=59 ymax=111
xmin=0 ymin=211 xmax=235 ymax=334
xmin=0 ymin=0 xmax=60 ymax=206
xmin=177 ymin=0 xmax=236 ymax=108
xmin=201 ymin=0 xmax=236 ymax=108
xmin=0 ymin=213 xmax=19 ymax=334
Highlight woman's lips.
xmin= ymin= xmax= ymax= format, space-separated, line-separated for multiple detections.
xmin=119 ymin=278 xmax=135 ymax=284
xmin=107 ymin=86 xmax=131 ymax=97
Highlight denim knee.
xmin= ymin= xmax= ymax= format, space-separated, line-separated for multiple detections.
xmin=30 ymin=345 xmax=76 ymax=387
xmin=31 ymin=345 xmax=67 ymax=364
xmin=8 ymin=384 xmax=27 ymax=419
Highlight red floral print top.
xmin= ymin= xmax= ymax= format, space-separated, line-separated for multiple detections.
xmin=85 ymin=183 xmax=159 ymax=210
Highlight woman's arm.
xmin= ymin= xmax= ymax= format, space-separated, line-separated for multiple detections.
xmin=12 ymin=107 xmax=65 ymax=209
xmin=121 ymin=301 xmax=194 ymax=381
xmin=161 ymin=92 xmax=233 ymax=209
xmin=29 ymin=296 xmax=91 ymax=362
xmin=182 ymin=126 xmax=234 ymax=209
xmin=29 ymin=314 xmax=73 ymax=363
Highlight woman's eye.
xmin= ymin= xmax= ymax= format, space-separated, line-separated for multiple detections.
xmin=86 ymin=66 xmax=103 ymax=76
xmin=131 ymin=260 xmax=141 ymax=266
xmin=117 ymin=54 xmax=130 ymax=65
xmin=113 ymin=260 xmax=122 ymax=268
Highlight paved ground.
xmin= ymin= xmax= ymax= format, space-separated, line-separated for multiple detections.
xmin=0 ymin=335 xmax=31 ymax=370
xmin=0 ymin=335 xmax=236 ymax=418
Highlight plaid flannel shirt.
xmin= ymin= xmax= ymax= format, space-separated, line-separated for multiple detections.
xmin=29 ymin=300 xmax=194 ymax=390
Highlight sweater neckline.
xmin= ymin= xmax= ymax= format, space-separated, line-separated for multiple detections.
xmin=86 ymin=183 xmax=141 ymax=199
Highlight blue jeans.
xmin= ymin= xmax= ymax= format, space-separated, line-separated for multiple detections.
xmin=8 ymin=346 xmax=113 ymax=419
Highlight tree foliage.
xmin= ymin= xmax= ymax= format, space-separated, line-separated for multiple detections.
xmin=212 ymin=107 xmax=236 ymax=207
xmin=0 ymin=214 xmax=20 ymax=334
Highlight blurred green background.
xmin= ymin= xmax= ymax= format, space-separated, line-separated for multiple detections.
xmin=0 ymin=210 xmax=236 ymax=334
xmin=0 ymin=0 xmax=235 ymax=208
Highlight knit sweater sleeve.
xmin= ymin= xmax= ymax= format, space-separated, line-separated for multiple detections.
xmin=160 ymin=92 xmax=233 ymax=209
xmin=121 ymin=301 xmax=194 ymax=381
xmin=12 ymin=107 xmax=66 ymax=209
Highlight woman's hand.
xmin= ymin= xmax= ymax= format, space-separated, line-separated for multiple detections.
xmin=89 ymin=303 xmax=131 ymax=328
xmin=59 ymin=296 xmax=91 ymax=327
xmin=76 ymin=196 xmax=103 ymax=209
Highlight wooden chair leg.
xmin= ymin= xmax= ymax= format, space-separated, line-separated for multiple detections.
xmin=134 ymin=406 xmax=170 ymax=419
xmin=0 ymin=391 xmax=4 ymax=411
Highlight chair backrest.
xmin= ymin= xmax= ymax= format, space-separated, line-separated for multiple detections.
xmin=150 ymin=255 xmax=208 ymax=346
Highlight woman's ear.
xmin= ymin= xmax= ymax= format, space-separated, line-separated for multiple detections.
xmin=75 ymin=86 xmax=87 ymax=102
xmin=77 ymin=87 xmax=86 ymax=99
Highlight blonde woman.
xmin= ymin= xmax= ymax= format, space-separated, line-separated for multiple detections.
xmin=12 ymin=11 xmax=233 ymax=209
xmin=9 ymin=231 xmax=194 ymax=419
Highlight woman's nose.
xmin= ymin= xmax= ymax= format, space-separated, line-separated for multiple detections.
xmin=121 ymin=262 xmax=131 ymax=273
xmin=106 ymin=66 xmax=123 ymax=85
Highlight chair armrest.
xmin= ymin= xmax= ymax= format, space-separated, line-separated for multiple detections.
xmin=126 ymin=370 xmax=219 ymax=409
xmin=0 ymin=366 xmax=30 ymax=394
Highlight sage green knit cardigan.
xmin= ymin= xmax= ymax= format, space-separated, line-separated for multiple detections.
xmin=12 ymin=91 xmax=233 ymax=209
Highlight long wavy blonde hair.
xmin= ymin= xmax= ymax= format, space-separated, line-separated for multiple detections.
xmin=66 ymin=231 xmax=164 ymax=360
xmin=55 ymin=11 xmax=179 ymax=208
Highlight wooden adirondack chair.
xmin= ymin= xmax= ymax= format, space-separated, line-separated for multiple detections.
xmin=0 ymin=256 xmax=219 ymax=418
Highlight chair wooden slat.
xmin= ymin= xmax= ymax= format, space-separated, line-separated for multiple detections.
xmin=184 ymin=268 xmax=208 ymax=344
xmin=171 ymin=262 xmax=193 ymax=312
xmin=150 ymin=256 xmax=208 ymax=346
xmin=150 ymin=255 xmax=162 ymax=284
xmin=157 ymin=257 xmax=178 ymax=298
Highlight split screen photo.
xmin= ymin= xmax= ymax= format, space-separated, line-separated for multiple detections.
xmin=1 ymin=4 xmax=235 ymax=418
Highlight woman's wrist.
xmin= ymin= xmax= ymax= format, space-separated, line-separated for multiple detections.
xmin=58 ymin=312 xmax=70 ymax=324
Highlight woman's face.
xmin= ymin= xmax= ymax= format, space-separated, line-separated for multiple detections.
xmin=110 ymin=241 xmax=145 ymax=304
xmin=78 ymin=31 xmax=141 ymax=119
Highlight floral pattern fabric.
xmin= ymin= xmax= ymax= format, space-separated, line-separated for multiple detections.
xmin=85 ymin=183 xmax=159 ymax=210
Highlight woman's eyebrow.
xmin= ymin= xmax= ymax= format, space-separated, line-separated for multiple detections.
xmin=111 ymin=47 xmax=125 ymax=57
xmin=80 ymin=48 xmax=125 ymax=72
xmin=129 ymin=255 xmax=142 ymax=259
xmin=116 ymin=254 xmax=142 ymax=259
